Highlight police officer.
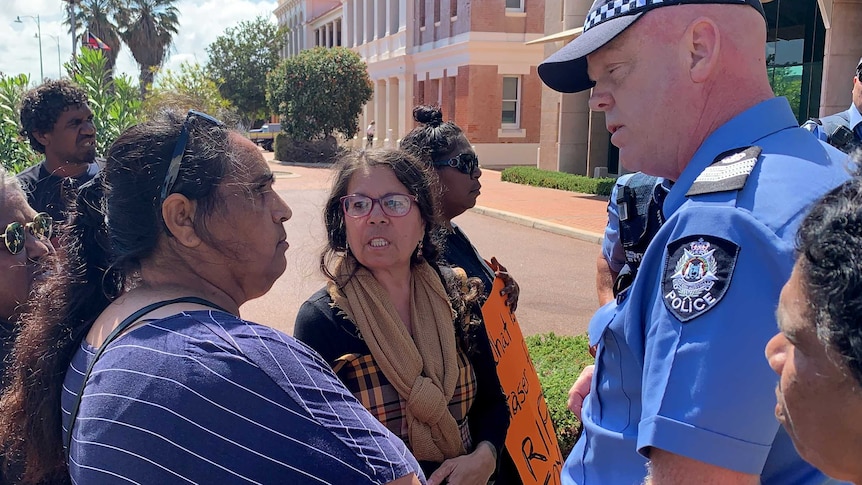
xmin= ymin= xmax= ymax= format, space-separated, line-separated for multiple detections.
xmin=802 ymin=57 xmax=862 ymax=154
xmin=539 ymin=0 xmax=849 ymax=483
xmin=597 ymin=173 xmax=670 ymax=305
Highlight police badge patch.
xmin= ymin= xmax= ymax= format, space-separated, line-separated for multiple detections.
xmin=662 ymin=235 xmax=740 ymax=322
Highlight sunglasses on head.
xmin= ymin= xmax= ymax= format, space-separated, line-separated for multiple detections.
xmin=2 ymin=213 xmax=53 ymax=255
xmin=432 ymin=152 xmax=479 ymax=176
xmin=341 ymin=193 xmax=417 ymax=218
xmin=160 ymin=110 xmax=225 ymax=204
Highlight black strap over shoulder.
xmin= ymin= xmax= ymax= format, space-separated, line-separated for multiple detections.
xmin=64 ymin=296 xmax=229 ymax=458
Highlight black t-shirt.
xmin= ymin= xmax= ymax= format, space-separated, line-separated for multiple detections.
xmin=442 ymin=224 xmax=495 ymax=295
xmin=16 ymin=160 xmax=101 ymax=226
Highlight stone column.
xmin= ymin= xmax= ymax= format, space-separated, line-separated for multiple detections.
xmin=819 ymin=0 xmax=862 ymax=115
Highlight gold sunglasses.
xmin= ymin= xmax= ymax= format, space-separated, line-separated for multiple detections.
xmin=1 ymin=213 xmax=53 ymax=255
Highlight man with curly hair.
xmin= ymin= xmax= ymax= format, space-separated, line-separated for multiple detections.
xmin=16 ymin=79 xmax=100 ymax=236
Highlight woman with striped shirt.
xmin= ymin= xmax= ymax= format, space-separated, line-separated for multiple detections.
xmin=0 ymin=111 xmax=424 ymax=485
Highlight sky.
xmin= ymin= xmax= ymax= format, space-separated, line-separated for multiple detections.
xmin=1 ymin=0 xmax=278 ymax=84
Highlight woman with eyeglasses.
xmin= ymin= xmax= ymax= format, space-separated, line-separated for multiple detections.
xmin=400 ymin=105 xmax=523 ymax=484
xmin=294 ymin=149 xmax=509 ymax=485
xmin=0 ymin=112 xmax=423 ymax=485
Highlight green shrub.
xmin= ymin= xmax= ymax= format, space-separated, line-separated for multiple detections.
xmin=267 ymin=47 xmax=372 ymax=142
xmin=274 ymin=132 xmax=338 ymax=164
xmin=526 ymin=332 xmax=593 ymax=459
xmin=69 ymin=49 xmax=142 ymax=157
xmin=0 ymin=74 xmax=40 ymax=174
xmin=501 ymin=166 xmax=616 ymax=196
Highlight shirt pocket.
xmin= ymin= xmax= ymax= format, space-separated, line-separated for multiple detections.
xmin=587 ymin=302 xmax=634 ymax=433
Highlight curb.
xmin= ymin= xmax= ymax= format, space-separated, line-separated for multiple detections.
xmin=268 ymin=156 xmax=605 ymax=245
xmin=470 ymin=206 xmax=603 ymax=245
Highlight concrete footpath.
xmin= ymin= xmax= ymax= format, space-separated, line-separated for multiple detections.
xmin=266 ymin=152 xmax=609 ymax=244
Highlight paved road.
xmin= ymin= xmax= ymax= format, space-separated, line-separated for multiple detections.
xmin=240 ymin=173 xmax=600 ymax=337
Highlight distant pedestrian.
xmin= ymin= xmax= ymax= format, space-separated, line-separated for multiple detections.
xmin=16 ymin=79 xmax=101 ymax=244
xmin=366 ymin=120 xmax=376 ymax=148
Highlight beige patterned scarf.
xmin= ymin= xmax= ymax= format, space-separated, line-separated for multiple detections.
xmin=328 ymin=255 xmax=467 ymax=462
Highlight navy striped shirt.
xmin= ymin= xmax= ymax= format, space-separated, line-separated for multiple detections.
xmin=61 ymin=310 xmax=424 ymax=484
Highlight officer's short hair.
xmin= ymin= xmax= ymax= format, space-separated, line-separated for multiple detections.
xmin=796 ymin=152 xmax=862 ymax=386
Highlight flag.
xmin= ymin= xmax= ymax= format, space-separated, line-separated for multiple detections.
xmin=82 ymin=31 xmax=111 ymax=51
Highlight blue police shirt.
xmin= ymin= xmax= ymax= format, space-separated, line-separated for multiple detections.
xmin=602 ymin=175 xmax=669 ymax=273
xmin=564 ymin=97 xmax=850 ymax=484
xmin=804 ymin=104 xmax=862 ymax=142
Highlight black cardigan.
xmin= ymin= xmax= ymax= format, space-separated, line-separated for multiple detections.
xmin=294 ymin=287 xmax=509 ymax=476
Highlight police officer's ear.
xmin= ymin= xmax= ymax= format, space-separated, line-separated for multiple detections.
xmin=686 ymin=18 xmax=720 ymax=84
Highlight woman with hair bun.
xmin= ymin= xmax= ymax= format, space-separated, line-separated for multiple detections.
xmin=400 ymin=105 xmax=520 ymax=310
xmin=400 ymin=105 xmax=523 ymax=484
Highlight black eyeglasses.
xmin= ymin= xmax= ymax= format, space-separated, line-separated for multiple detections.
xmin=341 ymin=193 xmax=417 ymax=218
xmin=2 ymin=213 xmax=53 ymax=255
xmin=160 ymin=110 xmax=225 ymax=204
xmin=432 ymin=153 xmax=480 ymax=176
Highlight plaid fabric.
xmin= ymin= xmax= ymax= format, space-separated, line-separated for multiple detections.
xmin=333 ymin=347 xmax=477 ymax=451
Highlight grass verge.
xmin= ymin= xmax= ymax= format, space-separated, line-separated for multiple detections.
xmin=501 ymin=167 xmax=616 ymax=196
xmin=525 ymin=332 xmax=593 ymax=459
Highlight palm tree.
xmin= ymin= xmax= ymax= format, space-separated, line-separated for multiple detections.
xmin=64 ymin=0 xmax=122 ymax=73
xmin=114 ymin=0 xmax=180 ymax=99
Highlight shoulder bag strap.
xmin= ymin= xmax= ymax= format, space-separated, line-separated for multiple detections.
xmin=64 ymin=296 xmax=228 ymax=457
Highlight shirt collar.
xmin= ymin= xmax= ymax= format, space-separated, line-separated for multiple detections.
xmin=848 ymin=103 xmax=862 ymax=131
xmin=663 ymin=97 xmax=799 ymax=216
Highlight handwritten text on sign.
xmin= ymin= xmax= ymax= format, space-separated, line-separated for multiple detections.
xmin=482 ymin=269 xmax=563 ymax=484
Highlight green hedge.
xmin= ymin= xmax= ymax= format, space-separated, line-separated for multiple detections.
xmin=501 ymin=166 xmax=616 ymax=196
xmin=526 ymin=332 xmax=593 ymax=459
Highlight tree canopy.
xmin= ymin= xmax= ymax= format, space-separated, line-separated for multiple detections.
xmin=267 ymin=47 xmax=372 ymax=142
xmin=145 ymin=62 xmax=235 ymax=123
xmin=206 ymin=16 xmax=285 ymax=128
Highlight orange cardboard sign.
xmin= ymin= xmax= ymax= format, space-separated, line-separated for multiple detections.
xmin=482 ymin=267 xmax=563 ymax=484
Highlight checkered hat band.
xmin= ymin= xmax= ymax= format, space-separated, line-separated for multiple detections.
xmin=584 ymin=0 xmax=749 ymax=30
xmin=585 ymin=0 xmax=659 ymax=30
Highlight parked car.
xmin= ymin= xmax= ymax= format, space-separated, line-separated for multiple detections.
xmin=248 ymin=123 xmax=281 ymax=151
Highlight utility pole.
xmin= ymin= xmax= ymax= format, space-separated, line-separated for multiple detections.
xmin=15 ymin=15 xmax=42 ymax=81
xmin=63 ymin=0 xmax=81 ymax=62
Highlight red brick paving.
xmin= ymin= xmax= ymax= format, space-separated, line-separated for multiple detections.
xmin=267 ymin=155 xmax=609 ymax=243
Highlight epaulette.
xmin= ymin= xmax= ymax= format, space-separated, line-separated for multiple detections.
xmin=686 ymin=146 xmax=762 ymax=197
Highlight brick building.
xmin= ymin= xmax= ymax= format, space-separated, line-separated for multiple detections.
xmin=274 ymin=0 xmax=548 ymax=167
xmin=534 ymin=0 xmax=862 ymax=177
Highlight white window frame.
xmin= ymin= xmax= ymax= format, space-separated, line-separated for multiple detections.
xmin=505 ymin=0 xmax=525 ymax=13
xmin=501 ymin=76 xmax=521 ymax=129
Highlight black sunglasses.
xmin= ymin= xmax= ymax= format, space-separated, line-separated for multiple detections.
xmin=160 ymin=110 xmax=225 ymax=204
xmin=2 ymin=212 xmax=53 ymax=255
xmin=432 ymin=153 xmax=480 ymax=176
